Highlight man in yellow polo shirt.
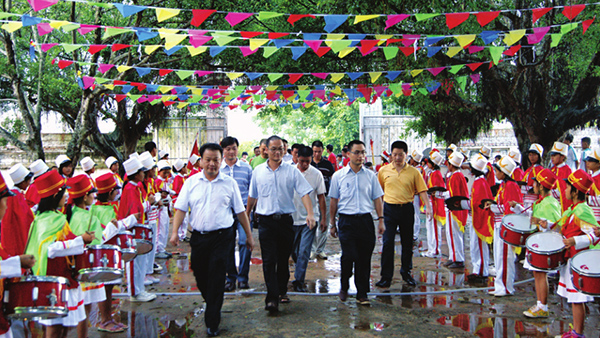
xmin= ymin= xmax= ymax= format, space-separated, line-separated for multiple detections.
xmin=376 ymin=141 xmax=432 ymax=287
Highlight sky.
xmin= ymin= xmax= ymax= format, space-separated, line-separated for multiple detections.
xmin=227 ymin=108 xmax=265 ymax=143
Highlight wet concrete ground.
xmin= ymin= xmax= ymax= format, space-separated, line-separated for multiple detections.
xmin=19 ymin=218 xmax=600 ymax=337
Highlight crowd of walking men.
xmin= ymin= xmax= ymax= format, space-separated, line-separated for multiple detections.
xmin=0 ymin=134 xmax=599 ymax=338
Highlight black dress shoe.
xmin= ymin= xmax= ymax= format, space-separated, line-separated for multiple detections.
xmin=338 ymin=290 xmax=348 ymax=301
xmin=375 ymin=279 xmax=391 ymax=288
xmin=265 ymin=301 xmax=278 ymax=313
xmin=224 ymin=281 xmax=236 ymax=292
xmin=207 ymin=328 xmax=220 ymax=337
xmin=402 ymin=273 xmax=416 ymax=286
xmin=447 ymin=261 xmax=465 ymax=269
xmin=292 ymin=281 xmax=308 ymax=293
xmin=443 ymin=260 xmax=454 ymax=267
xmin=238 ymin=281 xmax=250 ymax=289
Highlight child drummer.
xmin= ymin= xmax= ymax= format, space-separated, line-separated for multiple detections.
xmin=24 ymin=170 xmax=95 ymax=338
xmin=509 ymin=168 xmax=561 ymax=318
xmin=540 ymin=169 xmax=600 ymax=338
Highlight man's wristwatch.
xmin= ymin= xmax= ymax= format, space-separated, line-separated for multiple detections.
xmin=376 ymin=216 xmax=384 ymax=220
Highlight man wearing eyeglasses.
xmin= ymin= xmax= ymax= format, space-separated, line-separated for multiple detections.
xmin=246 ymin=135 xmax=315 ymax=313
xmin=329 ymin=140 xmax=384 ymax=306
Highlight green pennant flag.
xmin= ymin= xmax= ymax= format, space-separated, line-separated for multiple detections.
xmin=150 ymin=98 xmax=161 ymax=105
xmin=297 ymin=90 xmax=311 ymax=101
xmin=489 ymin=46 xmax=504 ymax=65
xmin=560 ymin=22 xmax=578 ymax=35
xmin=263 ymin=46 xmax=278 ymax=58
xmin=94 ymin=77 xmax=110 ymax=84
xmin=62 ymin=44 xmax=82 ymax=53
xmin=330 ymin=40 xmax=352 ymax=53
xmin=383 ymin=46 xmax=399 ymax=60
xmin=448 ymin=64 xmax=464 ymax=74
xmin=61 ymin=23 xmax=80 ymax=32
xmin=176 ymin=70 xmax=194 ymax=80
xmin=103 ymin=27 xmax=131 ymax=39
xmin=456 ymin=76 xmax=467 ymax=91
xmin=188 ymin=96 xmax=201 ymax=103
xmin=258 ymin=12 xmax=284 ymax=21
xmin=268 ymin=73 xmax=283 ymax=82
xmin=415 ymin=13 xmax=440 ymax=22
xmin=214 ymin=36 xmax=237 ymax=46
xmin=551 ymin=33 xmax=563 ymax=48
xmin=253 ymin=94 xmax=264 ymax=101
xmin=0 ymin=12 xmax=15 ymax=19
xmin=241 ymin=104 xmax=251 ymax=110
xmin=128 ymin=94 xmax=143 ymax=102
xmin=418 ymin=88 xmax=429 ymax=95
xmin=388 ymin=83 xmax=402 ymax=95
xmin=89 ymin=2 xmax=113 ymax=9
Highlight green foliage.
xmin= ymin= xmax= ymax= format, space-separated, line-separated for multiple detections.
xmin=0 ymin=117 xmax=27 ymax=147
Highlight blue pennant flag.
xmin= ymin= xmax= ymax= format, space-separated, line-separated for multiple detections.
xmin=344 ymin=88 xmax=357 ymax=100
xmin=146 ymin=84 xmax=159 ymax=92
xmin=318 ymin=102 xmax=326 ymax=107
xmin=480 ymin=31 xmax=500 ymax=45
xmin=347 ymin=34 xmax=366 ymax=40
xmin=291 ymin=46 xmax=307 ymax=60
xmin=273 ymin=39 xmax=294 ymax=48
xmin=303 ymin=33 xmax=321 ymax=40
xmin=135 ymin=67 xmax=152 ymax=77
xmin=386 ymin=71 xmax=402 ymax=81
xmin=114 ymin=4 xmax=148 ymax=18
xmin=177 ymin=95 xmax=189 ymax=101
xmin=120 ymin=85 xmax=133 ymax=94
xmin=426 ymin=81 xmax=441 ymax=93
xmin=424 ymin=36 xmax=445 ymax=46
xmin=210 ymin=46 xmax=227 ymax=57
xmin=292 ymin=103 xmax=302 ymax=109
xmin=134 ymin=28 xmax=158 ymax=42
xmin=427 ymin=47 xmax=442 ymax=57
xmin=347 ymin=72 xmax=364 ymax=81
xmin=22 ymin=15 xmax=42 ymax=27
xmin=174 ymin=86 xmax=188 ymax=94
xmin=245 ymin=73 xmax=264 ymax=80
xmin=305 ymin=93 xmax=314 ymax=101
xmin=164 ymin=46 xmax=183 ymax=56
xmin=324 ymin=15 xmax=348 ymax=33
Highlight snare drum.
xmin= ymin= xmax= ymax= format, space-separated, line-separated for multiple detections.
xmin=525 ymin=232 xmax=566 ymax=270
xmin=500 ymin=214 xmax=537 ymax=247
xmin=105 ymin=231 xmax=137 ymax=262
xmin=75 ymin=244 xmax=123 ymax=282
xmin=132 ymin=224 xmax=153 ymax=255
xmin=571 ymin=250 xmax=600 ymax=296
xmin=3 ymin=276 xmax=70 ymax=319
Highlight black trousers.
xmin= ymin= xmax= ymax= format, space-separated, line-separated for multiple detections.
xmin=257 ymin=214 xmax=294 ymax=305
xmin=381 ymin=202 xmax=415 ymax=280
xmin=190 ymin=226 xmax=234 ymax=331
xmin=338 ymin=214 xmax=375 ymax=299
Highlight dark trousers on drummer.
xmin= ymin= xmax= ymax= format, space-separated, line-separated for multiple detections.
xmin=381 ymin=202 xmax=415 ymax=280
xmin=338 ymin=214 xmax=375 ymax=299
xmin=190 ymin=226 xmax=234 ymax=331
xmin=257 ymin=214 xmax=294 ymax=305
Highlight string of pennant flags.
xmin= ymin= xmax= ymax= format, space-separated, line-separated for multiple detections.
xmin=25 ymin=0 xmax=597 ymax=32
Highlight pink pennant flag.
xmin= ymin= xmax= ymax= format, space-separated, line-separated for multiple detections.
xmin=532 ymin=8 xmax=552 ymax=24
xmin=373 ymin=86 xmax=387 ymax=96
xmin=225 ymin=12 xmax=254 ymax=27
xmin=401 ymin=35 xmax=420 ymax=46
xmin=288 ymin=74 xmax=303 ymax=84
xmin=427 ymin=67 xmax=445 ymax=76
xmin=82 ymin=76 xmax=95 ymax=90
xmin=470 ymin=74 xmax=480 ymax=84
xmin=445 ymin=13 xmax=470 ymax=29
xmin=562 ymin=4 xmax=585 ymax=21
xmin=98 ymin=64 xmax=114 ymax=74
xmin=385 ymin=14 xmax=409 ymax=30
xmin=314 ymin=47 xmax=331 ymax=57
xmin=137 ymin=96 xmax=148 ymax=103
xmin=209 ymin=104 xmax=221 ymax=109
xmin=191 ymin=9 xmax=216 ymax=27
xmin=526 ymin=26 xmax=550 ymax=44
xmin=468 ymin=46 xmax=484 ymax=54
xmin=312 ymin=90 xmax=326 ymax=100
xmin=78 ymin=24 xmax=99 ymax=36
xmin=239 ymin=46 xmax=258 ymax=57
xmin=37 ymin=23 xmax=53 ymax=36
xmin=189 ymin=34 xmax=212 ymax=47
xmin=583 ymin=17 xmax=595 ymax=34
xmin=41 ymin=43 xmax=58 ymax=52
xmin=312 ymin=73 xmax=329 ymax=79
xmin=57 ymin=60 xmax=73 ymax=69
xmin=476 ymin=11 xmax=499 ymax=27
xmin=27 ymin=0 xmax=58 ymax=12
xmin=304 ymin=40 xmax=322 ymax=53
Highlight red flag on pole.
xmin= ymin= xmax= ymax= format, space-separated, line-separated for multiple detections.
xmin=187 ymin=131 xmax=200 ymax=170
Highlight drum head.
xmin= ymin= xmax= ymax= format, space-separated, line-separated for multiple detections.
xmin=572 ymin=251 xmax=600 ymax=275
xmin=121 ymin=248 xmax=137 ymax=262
xmin=78 ymin=268 xmax=123 ymax=283
xmin=9 ymin=307 xmax=68 ymax=320
xmin=134 ymin=239 xmax=153 ymax=255
xmin=526 ymin=232 xmax=565 ymax=253
xmin=502 ymin=214 xmax=534 ymax=232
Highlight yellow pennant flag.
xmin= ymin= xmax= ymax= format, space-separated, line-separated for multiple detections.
xmin=116 ymin=65 xmax=132 ymax=73
xmin=226 ymin=73 xmax=244 ymax=80
xmin=446 ymin=46 xmax=462 ymax=58
xmin=297 ymin=85 xmax=309 ymax=91
xmin=455 ymin=34 xmax=476 ymax=49
xmin=375 ymin=34 xmax=393 ymax=44
xmin=156 ymin=8 xmax=181 ymax=22
xmin=186 ymin=46 xmax=207 ymax=56
xmin=103 ymin=84 xmax=115 ymax=90
xmin=304 ymin=102 xmax=315 ymax=108
xmin=249 ymin=39 xmax=269 ymax=51
xmin=177 ymin=102 xmax=190 ymax=109
xmin=49 ymin=20 xmax=69 ymax=29
xmin=1 ymin=21 xmax=22 ymax=32
xmin=354 ymin=15 xmax=380 ymax=24
xmin=332 ymin=101 xmax=340 ymax=107
xmin=338 ymin=47 xmax=356 ymax=58
xmin=369 ymin=72 xmax=382 ymax=83
xmin=326 ymin=34 xmax=345 ymax=42
xmin=144 ymin=45 xmax=161 ymax=55
xmin=266 ymin=85 xmax=279 ymax=91
xmin=159 ymin=87 xmax=174 ymax=94
xmin=161 ymin=95 xmax=175 ymax=102
xmin=190 ymin=89 xmax=204 ymax=95
xmin=164 ymin=34 xmax=187 ymax=50
xmin=331 ymin=86 xmax=342 ymax=96
xmin=503 ymin=29 xmax=526 ymax=46
xmin=410 ymin=69 xmax=424 ymax=77
xmin=330 ymin=73 xmax=345 ymax=83
xmin=158 ymin=28 xmax=180 ymax=39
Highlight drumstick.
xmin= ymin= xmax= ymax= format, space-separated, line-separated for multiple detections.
xmin=86 ymin=209 xmax=94 ymax=233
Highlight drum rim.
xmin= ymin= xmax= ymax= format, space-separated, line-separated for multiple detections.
xmin=85 ymin=244 xmax=122 ymax=251
xmin=116 ymin=231 xmax=133 ymax=235
xmin=9 ymin=306 xmax=69 ymax=319
xmin=571 ymin=251 xmax=600 ymax=276
xmin=16 ymin=275 xmax=70 ymax=285
xmin=77 ymin=267 xmax=123 ymax=281
xmin=525 ymin=232 xmax=566 ymax=253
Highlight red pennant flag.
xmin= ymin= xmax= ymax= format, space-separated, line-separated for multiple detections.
xmin=532 ymin=8 xmax=552 ymax=24
xmin=502 ymin=45 xmax=521 ymax=56
xmin=191 ymin=9 xmax=216 ymax=27
xmin=57 ymin=60 xmax=73 ymax=69
xmin=88 ymin=45 xmax=107 ymax=54
xmin=562 ymin=4 xmax=585 ymax=21
xmin=314 ymin=47 xmax=331 ymax=57
xmin=268 ymin=32 xmax=289 ymax=39
xmin=281 ymin=90 xmax=295 ymax=100
xmin=164 ymin=101 xmax=176 ymax=107
xmin=113 ymin=80 xmax=127 ymax=85
xmin=159 ymin=69 xmax=173 ymax=76
xmin=111 ymin=44 xmax=131 ymax=51
xmin=475 ymin=11 xmax=499 ymax=27
xmin=240 ymin=31 xmax=264 ymax=39
xmin=357 ymin=87 xmax=373 ymax=104
xmin=255 ymin=104 xmax=265 ymax=109
xmin=360 ymin=40 xmax=380 ymax=55
xmin=386 ymin=39 xmax=403 ymax=46
xmin=114 ymin=94 xmax=127 ymax=102
xmin=582 ymin=17 xmax=595 ymax=34
xmin=265 ymin=91 xmax=278 ymax=100
xmin=399 ymin=46 xmax=418 ymax=56
xmin=466 ymin=62 xmax=483 ymax=71
xmin=288 ymin=74 xmax=303 ymax=84
xmin=131 ymin=82 xmax=146 ymax=91
xmin=445 ymin=13 xmax=470 ymax=29
xmin=287 ymin=14 xmax=316 ymax=26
